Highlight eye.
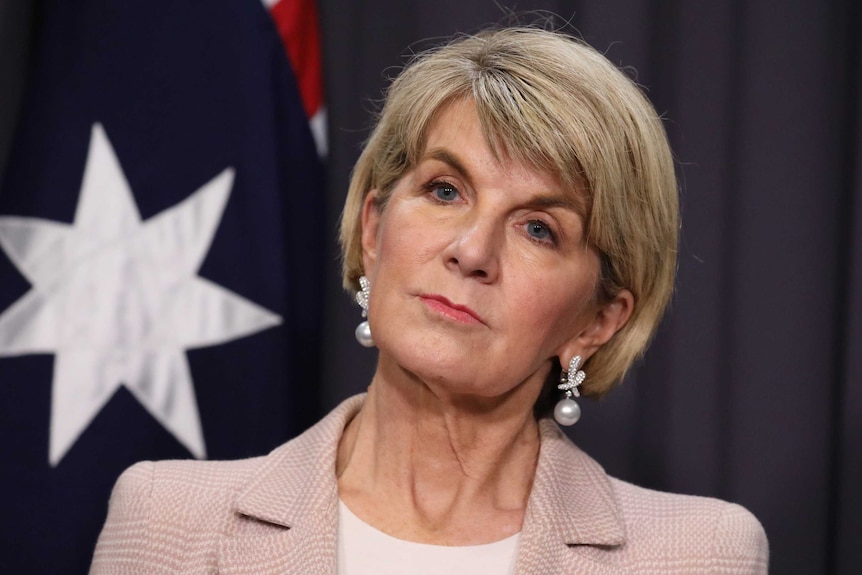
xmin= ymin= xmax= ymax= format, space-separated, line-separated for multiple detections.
xmin=525 ymin=220 xmax=555 ymax=243
xmin=429 ymin=182 xmax=460 ymax=202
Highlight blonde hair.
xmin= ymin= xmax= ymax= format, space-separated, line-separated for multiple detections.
xmin=339 ymin=27 xmax=679 ymax=397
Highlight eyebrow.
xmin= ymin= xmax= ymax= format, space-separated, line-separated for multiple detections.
xmin=421 ymin=147 xmax=586 ymax=216
xmin=526 ymin=194 xmax=584 ymax=215
xmin=423 ymin=148 xmax=472 ymax=180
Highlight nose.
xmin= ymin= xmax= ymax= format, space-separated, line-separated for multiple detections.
xmin=442 ymin=212 xmax=501 ymax=283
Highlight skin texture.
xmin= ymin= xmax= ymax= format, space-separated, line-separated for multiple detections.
xmin=336 ymin=99 xmax=633 ymax=546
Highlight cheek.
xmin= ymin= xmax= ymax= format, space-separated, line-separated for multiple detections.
xmin=521 ymin=288 xmax=572 ymax=331
xmin=375 ymin=209 xmax=446 ymax=269
xmin=513 ymin=275 xmax=596 ymax=349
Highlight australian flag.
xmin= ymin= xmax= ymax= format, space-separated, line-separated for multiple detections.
xmin=0 ymin=1 xmax=325 ymax=573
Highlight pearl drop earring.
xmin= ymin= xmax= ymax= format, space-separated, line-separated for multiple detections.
xmin=354 ymin=276 xmax=374 ymax=347
xmin=554 ymin=355 xmax=585 ymax=426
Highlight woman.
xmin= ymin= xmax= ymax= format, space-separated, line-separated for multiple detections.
xmin=90 ymin=27 xmax=768 ymax=574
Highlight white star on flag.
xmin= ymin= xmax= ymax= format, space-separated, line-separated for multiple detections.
xmin=0 ymin=123 xmax=282 ymax=466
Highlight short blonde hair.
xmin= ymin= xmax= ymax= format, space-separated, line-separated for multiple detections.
xmin=339 ymin=27 xmax=678 ymax=398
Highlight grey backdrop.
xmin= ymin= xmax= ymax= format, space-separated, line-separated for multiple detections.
xmin=316 ymin=2 xmax=862 ymax=575
xmin=1 ymin=1 xmax=859 ymax=574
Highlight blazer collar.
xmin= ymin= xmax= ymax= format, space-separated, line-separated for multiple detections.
xmin=513 ymin=421 xmax=628 ymax=574
xmin=221 ymin=394 xmax=627 ymax=573
xmin=527 ymin=419 xmax=626 ymax=546
xmin=231 ymin=393 xmax=363 ymax=527
xmin=219 ymin=394 xmax=364 ymax=575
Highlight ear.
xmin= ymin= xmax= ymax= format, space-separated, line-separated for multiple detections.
xmin=360 ymin=190 xmax=382 ymax=274
xmin=562 ymin=289 xmax=635 ymax=362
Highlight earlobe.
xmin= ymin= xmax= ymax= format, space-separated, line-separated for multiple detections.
xmin=360 ymin=191 xmax=381 ymax=273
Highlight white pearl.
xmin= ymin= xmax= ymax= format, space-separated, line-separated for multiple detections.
xmin=554 ymin=397 xmax=581 ymax=426
xmin=354 ymin=321 xmax=375 ymax=347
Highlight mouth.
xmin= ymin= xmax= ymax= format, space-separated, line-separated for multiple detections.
xmin=419 ymin=294 xmax=485 ymax=325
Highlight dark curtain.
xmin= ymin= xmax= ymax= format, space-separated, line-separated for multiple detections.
xmin=316 ymin=1 xmax=861 ymax=575
xmin=1 ymin=1 xmax=859 ymax=574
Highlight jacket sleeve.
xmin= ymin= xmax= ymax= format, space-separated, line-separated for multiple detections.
xmin=710 ymin=503 xmax=769 ymax=575
xmin=89 ymin=461 xmax=157 ymax=575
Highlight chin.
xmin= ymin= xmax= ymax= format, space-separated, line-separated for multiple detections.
xmin=398 ymin=352 xmax=520 ymax=400
xmin=375 ymin=321 xmax=537 ymax=398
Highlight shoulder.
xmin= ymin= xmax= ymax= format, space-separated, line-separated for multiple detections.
xmin=530 ymin=421 xmax=769 ymax=574
xmin=116 ymin=455 xmax=265 ymax=492
xmin=90 ymin=457 xmax=266 ymax=573
xmin=113 ymin=456 xmax=267 ymax=519
xmin=609 ymin=477 xmax=769 ymax=574
xmin=90 ymin=395 xmax=364 ymax=573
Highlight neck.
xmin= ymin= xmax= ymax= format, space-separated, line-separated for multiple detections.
xmin=336 ymin=354 xmax=543 ymax=545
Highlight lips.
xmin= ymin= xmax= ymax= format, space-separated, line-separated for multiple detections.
xmin=419 ymin=294 xmax=485 ymax=325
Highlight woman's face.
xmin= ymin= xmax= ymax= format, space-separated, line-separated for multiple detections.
xmin=361 ymin=99 xmax=630 ymax=402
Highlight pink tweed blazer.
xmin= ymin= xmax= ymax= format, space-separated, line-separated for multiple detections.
xmin=90 ymin=394 xmax=768 ymax=574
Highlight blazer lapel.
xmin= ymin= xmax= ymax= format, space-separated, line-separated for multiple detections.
xmin=515 ymin=420 xmax=631 ymax=575
xmin=217 ymin=395 xmax=365 ymax=575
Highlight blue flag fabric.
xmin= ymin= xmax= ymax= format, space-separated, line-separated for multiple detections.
xmin=0 ymin=1 xmax=324 ymax=572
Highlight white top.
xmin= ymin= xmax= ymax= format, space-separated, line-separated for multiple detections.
xmin=336 ymin=500 xmax=521 ymax=575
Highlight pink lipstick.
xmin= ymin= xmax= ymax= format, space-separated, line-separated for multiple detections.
xmin=419 ymin=294 xmax=484 ymax=325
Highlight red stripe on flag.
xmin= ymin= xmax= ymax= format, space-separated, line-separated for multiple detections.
xmin=269 ymin=0 xmax=324 ymax=119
